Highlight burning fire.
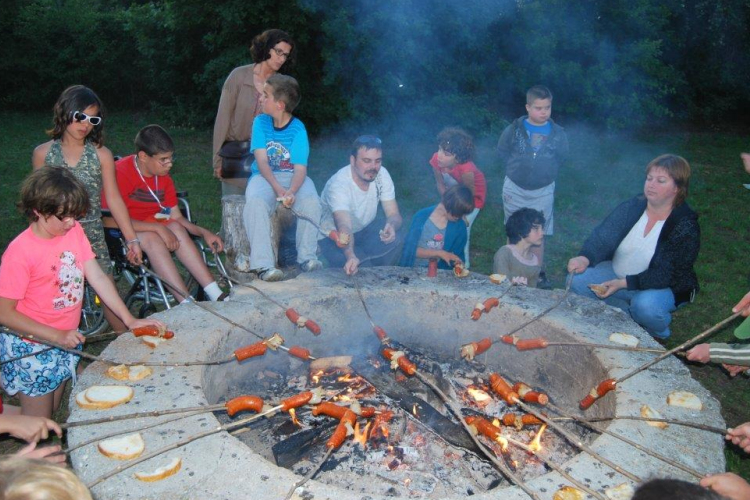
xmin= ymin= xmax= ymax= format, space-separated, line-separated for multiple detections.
xmin=353 ymin=421 xmax=372 ymax=448
xmin=492 ymin=418 xmax=501 ymax=428
xmin=412 ymin=404 xmax=419 ymax=417
xmin=467 ymin=387 xmax=492 ymax=407
xmin=288 ymin=408 xmax=301 ymax=426
xmin=528 ymin=424 xmax=547 ymax=452
xmin=311 ymin=370 xmax=324 ymax=385
xmin=337 ymin=373 xmax=353 ymax=382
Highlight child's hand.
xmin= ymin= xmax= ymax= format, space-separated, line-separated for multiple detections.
xmin=128 ymin=318 xmax=166 ymax=332
xmin=439 ymin=251 xmax=461 ymax=266
xmin=686 ymin=343 xmax=710 ymax=363
xmin=158 ymin=226 xmax=180 ymax=251
xmin=727 ymin=423 xmax=750 ymax=453
xmin=204 ymin=232 xmax=224 ymax=253
xmin=701 ymin=472 xmax=750 ymax=500
xmin=567 ymin=256 xmax=590 ymax=274
xmin=2 ymin=414 xmax=62 ymax=443
xmin=15 ymin=442 xmax=66 ymax=465
xmin=60 ymin=330 xmax=85 ymax=349
xmin=126 ymin=241 xmax=143 ymax=266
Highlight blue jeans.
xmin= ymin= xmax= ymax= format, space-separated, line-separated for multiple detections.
xmin=570 ymin=261 xmax=676 ymax=339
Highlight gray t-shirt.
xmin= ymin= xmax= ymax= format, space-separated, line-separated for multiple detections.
xmin=492 ymin=245 xmax=541 ymax=287
xmin=415 ymin=218 xmax=445 ymax=267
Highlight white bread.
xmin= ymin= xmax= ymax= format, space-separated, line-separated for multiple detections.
xmin=97 ymin=433 xmax=145 ymax=460
xmin=640 ymin=405 xmax=668 ymax=429
xmin=489 ymin=274 xmax=506 ymax=284
xmin=605 ymin=483 xmax=635 ymax=500
xmin=142 ymin=336 xmax=166 ymax=348
xmin=608 ymin=332 xmax=639 ymax=348
xmin=134 ymin=457 xmax=182 ymax=482
xmin=84 ymin=385 xmax=134 ymax=409
xmin=75 ymin=390 xmax=101 ymax=410
xmin=667 ymin=391 xmax=703 ymax=410
xmin=128 ymin=365 xmax=153 ymax=381
xmin=553 ymin=486 xmax=584 ymax=500
xmin=106 ymin=365 xmax=130 ymax=381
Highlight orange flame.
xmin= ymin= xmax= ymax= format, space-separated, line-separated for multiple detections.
xmin=289 ymin=408 xmax=301 ymax=426
xmin=337 ymin=373 xmax=353 ymax=382
xmin=528 ymin=424 xmax=547 ymax=452
xmin=311 ymin=370 xmax=324 ymax=385
xmin=495 ymin=434 xmax=509 ymax=452
xmin=353 ymin=421 xmax=371 ymax=448
xmin=412 ymin=404 xmax=419 ymax=417
xmin=492 ymin=418 xmax=501 ymax=428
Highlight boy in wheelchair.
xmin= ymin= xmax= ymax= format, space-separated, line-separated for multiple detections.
xmin=103 ymin=125 xmax=226 ymax=302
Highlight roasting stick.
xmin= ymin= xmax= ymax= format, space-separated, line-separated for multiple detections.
xmin=0 ymin=329 xmax=116 ymax=367
xmin=544 ymin=402 xmax=704 ymax=479
xmin=63 ymin=402 xmax=228 ymax=430
xmin=284 ymin=447 xmax=334 ymax=500
xmin=139 ymin=267 xmax=317 ymax=360
xmin=580 ymin=312 xmax=741 ymax=410
xmin=578 ymin=416 xmax=726 ymax=435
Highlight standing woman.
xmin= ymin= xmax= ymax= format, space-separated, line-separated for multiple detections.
xmin=32 ymin=85 xmax=142 ymax=333
xmin=212 ymin=29 xmax=296 ymax=195
xmin=567 ymin=154 xmax=700 ymax=339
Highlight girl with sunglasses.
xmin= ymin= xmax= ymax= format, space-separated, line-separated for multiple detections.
xmin=31 ymin=85 xmax=143 ymax=333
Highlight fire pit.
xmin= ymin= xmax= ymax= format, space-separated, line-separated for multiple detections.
xmin=67 ymin=267 xmax=725 ymax=499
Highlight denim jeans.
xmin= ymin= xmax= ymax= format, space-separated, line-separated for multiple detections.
xmin=570 ymin=261 xmax=676 ymax=339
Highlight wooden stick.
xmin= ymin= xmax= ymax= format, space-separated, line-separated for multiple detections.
xmin=491 ymin=287 xmax=571 ymax=346
xmin=62 ymin=404 xmax=225 ymax=430
xmin=352 ymin=274 xmax=376 ymax=328
xmin=568 ymin=415 xmax=727 ymax=435
xmin=616 ymin=312 xmax=741 ymax=385
xmin=544 ymin=342 xmax=665 ymax=353
xmin=86 ymin=404 xmax=283 ymax=489
xmin=413 ymin=371 xmax=542 ymax=500
xmin=545 ymin=402 xmax=704 ymax=479
xmin=284 ymin=446 xmax=334 ymax=500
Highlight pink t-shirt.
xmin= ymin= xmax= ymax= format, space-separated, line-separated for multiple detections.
xmin=429 ymin=153 xmax=487 ymax=209
xmin=0 ymin=223 xmax=95 ymax=331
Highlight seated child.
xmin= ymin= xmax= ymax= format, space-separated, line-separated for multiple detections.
xmin=243 ymin=74 xmax=321 ymax=281
xmin=429 ymin=127 xmax=486 ymax=268
xmin=399 ymin=185 xmax=475 ymax=269
xmin=0 ymin=457 xmax=93 ymax=500
xmin=0 ymin=167 xmax=163 ymax=418
xmin=103 ymin=125 xmax=226 ymax=302
xmin=493 ymin=208 xmax=545 ymax=287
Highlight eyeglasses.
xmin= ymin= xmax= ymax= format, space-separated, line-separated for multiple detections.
xmin=52 ymin=213 xmax=79 ymax=223
xmin=271 ymin=47 xmax=291 ymax=59
xmin=151 ymin=154 xmax=175 ymax=166
xmin=71 ymin=111 xmax=102 ymax=126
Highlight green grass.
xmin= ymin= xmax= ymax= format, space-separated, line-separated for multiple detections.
xmin=2 ymin=112 xmax=750 ymax=479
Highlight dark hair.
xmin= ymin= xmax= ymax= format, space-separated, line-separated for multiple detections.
xmin=645 ymin=154 xmax=691 ymax=207
xmin=526 ymin=85 xmax=553 ymax=104
xmin=633 ymin=478 xmax=728 ymax=500
xmin=19 ymin=167 xmax=90 ymax=222
xmin=437 ymin=127 xmax=475 ymax=163
xmin=266 ymin=74 xmax=301 ymax=113
xmin=350 ymin=135 xmax=383 ymax=158
xmin=135 ymin=125 xmax=174 ymax=156
xmin=250 ymin=29 xmax=296 ymax=70
xmin=48 ymin=85 xmax=105 ymax=146
xmin=443 ymin=185 xmax=475 ymax=218
xmin=506 ymin=208 xmax=545 ymax=244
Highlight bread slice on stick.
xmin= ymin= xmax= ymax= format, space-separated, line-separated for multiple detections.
xmin=134 ymin=457 xmax=182 ymax=482
xmin=98 ymin=433 xmax=145 ymax=460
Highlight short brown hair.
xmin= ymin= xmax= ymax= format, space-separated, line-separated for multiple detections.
xmin=19 ymin=167 xmax=90 ymax=222
xmin=437 ymin=127 xmax=475 ymax=163
xmin=645 ymin=154 xmax=691 ymax=207
xmin=250 ymin=29 xmax=296 ymax=70
xmin=266 ymin=74 xmax=301 ymax=112
xmin=0 ymin=457 xmax=93 ymax=500
xmin=443 ymin=185 xmax=475 ymax=218
xmin=526 ymin=85 xmax=552 ymax=104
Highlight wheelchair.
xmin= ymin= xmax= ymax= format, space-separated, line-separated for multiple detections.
xmin=78 ymin=190 xmax=230 ymax=334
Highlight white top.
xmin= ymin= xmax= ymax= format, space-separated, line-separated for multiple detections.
xmin=319 ymin=164 xmax=396 ymax=237
xmin=612 ymin=211 xmax=664 ymax=278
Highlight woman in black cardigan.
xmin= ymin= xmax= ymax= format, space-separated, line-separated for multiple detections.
xmin=567 ymin=154 xmax=699 ymax=339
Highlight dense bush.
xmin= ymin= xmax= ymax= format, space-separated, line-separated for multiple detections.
xmin=1 ymin=0 xmax=748 ymax=132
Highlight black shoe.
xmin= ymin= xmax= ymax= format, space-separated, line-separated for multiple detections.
xmin=537 ymin=273 xmax=552 ymax=290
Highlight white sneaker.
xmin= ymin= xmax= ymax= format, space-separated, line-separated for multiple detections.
xmin=300 ymin=259 xmax=323 ymax=272
xmin=257 ymin=268 xmax=284 ymax=282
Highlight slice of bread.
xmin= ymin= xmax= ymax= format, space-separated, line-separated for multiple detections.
xmin=588 ymin=284 xmax=607 ymax=296
xmin=84 ymin=385 xmax=134 ymax=409
xmin=106 ymin=364 xmax=130 ymax=381
xmin=553 ymin=486 xmax=584 ymax=500
xmin=608 ymin=332 xmax=639 ymax=348
xmin=128 ymin=365 xmax=153 ymax=381
xmin=142 ymin=336 xmax=166 ymax=349
xmin=640 ymin=404 xmax=668 ymax=429
xmin=75 ymin=390 xmax=101 ymax=410
xmin=604 ymin=483 xmax=635 ymax=500
xmin=667 ymin=390 xmax=703 ymax=410
xmin=134 ymin=457 xmax=182 ymax=482
xmin=98 ymin=433 xmax=145 ymax=460
xmin=489 ymin=274 xmax=506 ymax=284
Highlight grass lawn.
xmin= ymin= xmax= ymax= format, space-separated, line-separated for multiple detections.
xmin=1 ymin=111 xmax=749 ymax=480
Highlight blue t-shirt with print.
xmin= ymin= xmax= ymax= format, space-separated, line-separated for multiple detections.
xmin=523 ymin=119 xmax=551 ymax=152
xmin=250 ymin=114 xmax=309 ymax=176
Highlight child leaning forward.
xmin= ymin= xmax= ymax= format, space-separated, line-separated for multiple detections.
xmin=0 ymin=167 xmax=162 ymax=418
xmin=400 ymin=185 xmax=475 ymax=269
xmin=493 ymin=208 xmax=545 ymax=287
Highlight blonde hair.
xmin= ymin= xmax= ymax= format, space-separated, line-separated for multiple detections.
xmin=0 ymin=458 xmax=92 ymax=500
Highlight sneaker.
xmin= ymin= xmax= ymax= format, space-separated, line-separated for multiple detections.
xmin=257 ymin=267 xmax=284 ymax=282
xmin=300 ymin=259 xmax=323 ymax=272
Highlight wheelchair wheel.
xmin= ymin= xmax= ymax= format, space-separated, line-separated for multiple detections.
xmin=138 ymin=303 xmax=157 ymax=319
xmin=79 ymin=285 xmax=108 ymax=335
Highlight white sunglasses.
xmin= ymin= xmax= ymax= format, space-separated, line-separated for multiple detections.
xmin=71 ymin=111 xmax=102 ymax=126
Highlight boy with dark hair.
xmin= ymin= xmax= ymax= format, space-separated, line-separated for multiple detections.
xmin=243 ymin=74 xmax=321 ymax=281
xmin=400 ymin=185 xmax=475 ymax=269
xmin=493 ymin=208 xmax=545 ymax=287
xmin=430 ymin=127 xmax=486 ymax=268
xmin=497 ymin=84 xmax=568 ymax=288
xmin=103 ymin=125 xmax=226 ymax=301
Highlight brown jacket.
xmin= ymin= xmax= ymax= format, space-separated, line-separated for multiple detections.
xmin=212 ymin=64 xmax=263 ymax=170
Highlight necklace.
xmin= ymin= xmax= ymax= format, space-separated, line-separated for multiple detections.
xmin=134 ymin=157 xmax=171 ymax=219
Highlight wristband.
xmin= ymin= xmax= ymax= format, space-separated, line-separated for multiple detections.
xmin=126 ymin=238 xmax=141 ymax=246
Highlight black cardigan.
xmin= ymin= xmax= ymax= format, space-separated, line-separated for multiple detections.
xmin=578 ymin=195 xmax=700 ymax=305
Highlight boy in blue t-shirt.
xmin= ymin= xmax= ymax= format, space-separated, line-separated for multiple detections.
xmin=243 ymin=74 xmax=321 ymax=281
xmin=497 ymin=85 xmax=569 ymax=288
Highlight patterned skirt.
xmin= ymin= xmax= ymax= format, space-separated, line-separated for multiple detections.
xmin=0 ymin=334 xmax=80 ymax=397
